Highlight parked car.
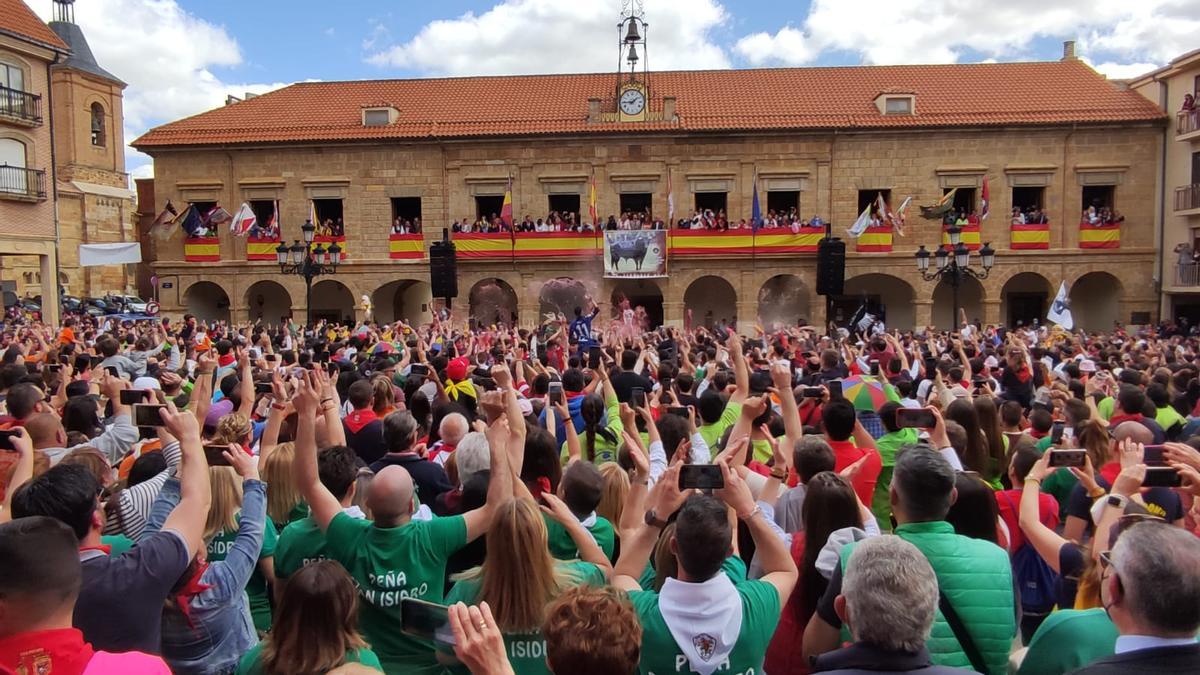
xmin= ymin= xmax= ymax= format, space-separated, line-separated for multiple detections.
xmin=106 ymin=294 xmax=149 ymax=314
xmin=82 ymin=297 xmax=109 ymax=317
xmin=61 ymin=295 xmax=83 ymax=313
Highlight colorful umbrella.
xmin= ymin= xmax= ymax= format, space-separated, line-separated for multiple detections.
xmin=840 ymin=375 xmax=900 ymax=412
xmin=372 ymin=342 xmax=395 ymax=355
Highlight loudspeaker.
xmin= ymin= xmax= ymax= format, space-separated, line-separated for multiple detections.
xmin=429 ymin=240 xmax=458 ymax=299
xmin=816 ymin=238 xmax=845 ymax=296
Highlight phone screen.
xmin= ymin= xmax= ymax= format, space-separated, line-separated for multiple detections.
xmin=119 ymin=389 xmax=150 ymax=406
xmin=827 ymin=380 xmax=843 ymax=401
xmin=668 ymin=406 xmax=689 ymax=417
xmin=548 ymin=382 xmax=563 ymax=405
xmin=410 ymin=364 xmax=429 ymax=376
xmin=1051 ymin=422 xmax=1065 ymax=445
xmin=1047 ymin=449 xmax=1087 ymax=468
xmin=679 ymin=464 xmax=724 ymax=490
xmin=132 ymin=403 xmax=166 ymax=428
xmin=0 ymin=430 xmax=16 ymax=451
xmin=254 ymin=381 xmax=273 ymax=395
xmin=632 ymin=387 xmax=646 ymax=408
xmin=400 ymin=598 xmax=456 ymax=645
xmin=203 ymin=445 xmax=231 ymax=466
xmin=869 ymin=361 xmax=880 ymax=376
xmin=1142 ymin=445 xmax=1165 ymax=466
xmin=1142 ymin=466 xmax=1182 ymax=488
xmin=588 ymin=346 xmax=601 ymax=370
xmin=896 ymin=408 xmax=936 ymax=429
xmin=104 ymin=366 xmax=120 ymax=378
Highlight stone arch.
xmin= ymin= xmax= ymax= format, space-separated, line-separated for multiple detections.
xmin=932 ymin=275 xmax=986 ymax=330
xmin=183 ymin=281 xmax=231 ymax=323
xmin=610 ymin=278 xmax=664 ymax=329
xmin=469 ymin=278 xmax=519 ymax=328
xmin=1070 ymin=272 xmax=1123 ymax=332
xmin=757 ymin=274 xmax=811 ymax=330
xmin=683 ymin=275 xmax=738 ymax=330
xmin=373 ymin=279 xmax=432 ymax=325
xmin=244 ymin=280 xmax=292 ymax=323
xmin=538 ymin=277 xmax=594 ymax=319
xmin=310 ymin=279 xmax=355 ymax=324
xmin=1000 ymin=272 xmax=1054 ymax=328
xmin=841 ymin=274 xmax=917 ymax=330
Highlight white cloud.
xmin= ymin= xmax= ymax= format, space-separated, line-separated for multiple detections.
xmin=366 ymin=0 xmax=731 ymax=75
xmin=1088 ymin=61 xmax=1161 ymax=80
xmin=27 ymin=0 xmax=289 ymax=179
xmin=734 ymin=0 xmax=1200 ymax=73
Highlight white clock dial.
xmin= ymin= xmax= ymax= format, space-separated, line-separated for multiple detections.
xmin=620 ymin=89 xmax=646 ymax=115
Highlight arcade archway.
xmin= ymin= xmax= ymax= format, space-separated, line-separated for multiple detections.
xmin=183 ymin=281 xmax=230 ymax=323
xmin=684 ymin=276 xmax=737 ymax=330
xmin=469 ymin=278 xmax=519 ymax=328
xmin=244 ymin=280 xmax=292 ymax=324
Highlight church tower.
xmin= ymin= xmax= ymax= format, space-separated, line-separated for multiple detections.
xmin=48 ymin=0 xmax=135 ymax=296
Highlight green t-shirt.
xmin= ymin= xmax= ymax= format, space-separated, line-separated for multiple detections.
xmin=561 ymin=394 xmax=624 ymax=464
xmin=699 ymin=401 xmax=742 ymax=455
xmin=275 ymin=515 xmax=329 ymax=581
xmin=629 ymin=576 xmax=781 ymax=675
xmin=872 ymin=427 xmax=918 ymax=527
xmin=1041 ymin=468 xmax=1079 ymax=521
xmin=636 ymin=557 xmax=748 ymax=603
xmin=1097 ymin=396 xmax=1115 ymax=421
xmin=325 ymin=511 xmax=468 ymax=674
xmin=101 ymin=534 xmax=134 ymax=556
xmin=442 ymin=561 xmax=605 ymax=675
xmin=1157 ymin=406 xmax=1186 ymax=435
xmin=1016 ymin=608 xmax=1118 ymax=675
xmin=235 ymin=641 xmax=382 ymax=675
xmin=207 ymin=511 xmax=279 ymax=632
xmin=544 ymin=514 xmax=616 ymax=562
xmin=272 ymin=501 xmax=310 ymax=533
xmin=750 ymin=438 xmax=775 ymax=465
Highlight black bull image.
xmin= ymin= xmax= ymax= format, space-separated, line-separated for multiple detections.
xmin=609 ymin=236 xmax=650 ymax=270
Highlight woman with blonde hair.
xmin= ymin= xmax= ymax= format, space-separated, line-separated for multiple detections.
xmin=205 ymin=453 xmax=279 ymax=633
xmin=236 ymin=560 xmax=381 ymax=675
xmin=441 ymin=495 xmax=612 ymax=674
xmin=596 ymin=462 xmax=630 ymax=534
xmin=260 ymin=442 xmax=306 ymax=531
xmin=371 ymin=375 xmax=397 ymax=418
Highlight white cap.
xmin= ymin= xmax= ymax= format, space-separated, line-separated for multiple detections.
xmin=1079 ymin=359 xmax=1097 ymax=373
xmin=132 ymin=376 xmax=162 ymax=391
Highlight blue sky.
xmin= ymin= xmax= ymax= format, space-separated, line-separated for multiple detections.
xmin=27 ymin=0 xmax=1200 ymax=179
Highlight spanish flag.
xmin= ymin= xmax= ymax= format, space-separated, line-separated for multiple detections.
xmin=500 ymin=175 xmax=513 ymax=231
xmin=588 ymin=170 xmax=597 ymax=226
xmin=1079 ymin=222 xmax=1120 ymax=249
xmin=1010 ymin=223 xmax=1049 ymax=250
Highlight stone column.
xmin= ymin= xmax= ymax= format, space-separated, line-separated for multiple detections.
xmin=40 ymin=250 xmax=59 ymax=327
xmin=736 ymin=300 xmax=758 ymax=334
xmin=913 ymin=299 xmax=933 ymax=331
xmin=982 ymin=299 xmax=1002 ymax=327
xmin=663 ymin=301 xmax=684 ymax=329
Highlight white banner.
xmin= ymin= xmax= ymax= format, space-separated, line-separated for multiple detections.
xmin=79 ymin=242 xmax=142 ymax=267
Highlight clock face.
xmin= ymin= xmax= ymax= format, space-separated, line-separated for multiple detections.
xmin=620 ymin=88 xmax=646 ymax=115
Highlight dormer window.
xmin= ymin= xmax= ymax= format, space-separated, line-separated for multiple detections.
xmin=362 ymin=106 xmax=398 ymax=127
xmin=874 ymin=93 xmax=915 ymax=116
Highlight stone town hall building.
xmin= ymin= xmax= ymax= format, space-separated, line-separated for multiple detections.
xmin=134 ymin=29 xmax=1164 ymax=333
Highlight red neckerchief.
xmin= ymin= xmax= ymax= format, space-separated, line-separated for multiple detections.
xmin=217 ymin=353 xmax=235 ymax=367
xmin=1099 ymin=461 xmax=1123 ymax=486
xmin=79 ymin=543 xmax=112 ymax=555
xmin=1029 ymin=429 xmax=1048 ymax=440
xmin=1108 ymin=413 xmax=1144 ymax=427
xmin=174 ymin=563 xmax=213 ymax=629
xmin=343 ymin=409 xmax=379 ymax=434
xmin=0 ymin=628 xmax=95 ymax=675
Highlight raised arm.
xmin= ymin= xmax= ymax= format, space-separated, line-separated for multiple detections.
xmin=729 ymin=332 xmax=749 ymax=404
xmin=541 ymin=493 xmax=613 ymax=578
xmin=0 ymin=428 xmax=34 ymax=524
xmin=235 ymin=350 xmax=255 ymax=420
xmin=462 ymin=413 xmax=514 ymax=542
xmin=771 ymin=361 xmax=803 ymax=450
xmin=613 ymin=464 xmax=686 ymax=592
xmin=1019 ymin=455 xmax=1069 ymax=573
xmin=292 ymin=372 xmax=343 ymax=532
xmin=716 ymin=458 xmax=797 ymax=599
xmin=158 ymin=402 xmax=212 ymax=559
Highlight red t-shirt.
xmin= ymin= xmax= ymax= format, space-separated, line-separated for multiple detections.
xmin=995 ymin=488 xmax=1059 ymax=552
xmin=827 ymin=438 xmax=882 ymax=506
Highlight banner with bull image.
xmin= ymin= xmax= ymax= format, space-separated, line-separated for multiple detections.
xmin=603 ymin=230 xmax=667 ymax=278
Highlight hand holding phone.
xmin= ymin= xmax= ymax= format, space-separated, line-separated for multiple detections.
xmin=401 ymin=598 xmax=456 ymax=646
xmin=1047 ymin=449 xmax=1087 ymax=468
xmin=132 ymin=403 xmax=167 ymax=428
xmin=679 ymin=464 xmax=724 ymax=490
xmin=896 ymin=408 xmax=936 ymax=429
xmin=632 ymin=387 xmax=646 ymax=408
xmin=119 ymin=389 xmax=150 ymax=406
xmin=548 ymin=381 xmax=564 ymax=406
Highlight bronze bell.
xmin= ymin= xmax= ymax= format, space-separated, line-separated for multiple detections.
xmin=624 ymin=19 xmax=641 ymax=43
xmin=626 ymin=44 xmax=639 ymax=65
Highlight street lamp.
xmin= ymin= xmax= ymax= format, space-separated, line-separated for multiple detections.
xmin=915 ymin=238 xmax=996 ymax=329
xmin=277 ymin=219 xmax=341 ymax=324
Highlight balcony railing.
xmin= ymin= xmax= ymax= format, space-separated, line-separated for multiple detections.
xmin=1176 ymin=184 xmax=1200 ymax=212
xmin=0 ymin=165 xmax=47 ymax=201
xmin=1178 ymin=110 xmax=1200 ymax=137
xmin=1176 ymin=263 xmax=1200 ymax=287
xmin=0 ymin=86 xmax=42 ymax=125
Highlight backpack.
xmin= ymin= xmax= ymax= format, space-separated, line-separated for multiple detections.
xmin=1001 ymin=492 xmax=1060 ymax=613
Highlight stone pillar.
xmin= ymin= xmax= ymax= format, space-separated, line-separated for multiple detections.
xmin=518 ymin=302 xmax=540 ymax=328
xmin=40 ymin=250 xmax=59 ymax=327
xmin=982 ymin=299 xmax=1002 ymax=327
xmin=913 ymin=299 xmax=933 ymax=331
xmin=663 ymin=301 xmax=684 ymax=329
xmin=736 ymin=301 xmax=757 ymax=334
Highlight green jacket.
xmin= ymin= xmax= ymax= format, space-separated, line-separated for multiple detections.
xmin=842 ymin=521 xmax=1015 ymax=674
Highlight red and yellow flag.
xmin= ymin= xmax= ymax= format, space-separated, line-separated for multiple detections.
xmin=500 ymin=175 xmax=514 ymax=232
xmin=588 ymin=170 xmax=597 ymax=226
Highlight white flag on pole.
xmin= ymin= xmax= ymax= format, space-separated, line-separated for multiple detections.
xmin=846 ymin=203 xmax=872 ymax=238
xmin=1047 ymin=281 xmax=1073 ymax=330
xmin=229 ymin=202 xmax=257 ymax=236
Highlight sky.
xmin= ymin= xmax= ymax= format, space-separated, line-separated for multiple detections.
xmin=26 ymin=0 xmax=1200 ymax=181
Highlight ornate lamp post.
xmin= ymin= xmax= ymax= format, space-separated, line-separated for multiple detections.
xmin=915 ymin=226 xmax=995 ymax=327
xmin=276 ymin=219 xmax=341 ymax=324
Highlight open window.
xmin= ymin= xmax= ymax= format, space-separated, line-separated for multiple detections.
xmin=249 ymin=200 xmax=278 ymax=238
xmin=188 ymin=201 xmax=216 ymax=236
xmin=1082 ymin=185 xmax=1115 ymax=214
xmin=694 ymin=191 xmax=727 ymax=215
xmin=767 ymin=190 xmax=799 ymax=215
xmin=548 ymin=194 xmax=580 ymax=223
xmin=943 ymin=187 xmax=976 ymax=217
xmin=391 ymin=197 xmax=422 ymax=224
xmin=312 ymin=198 xmax=344 ymax=236
xmin=475 ymin=195 xmax=504 ymax=222
xmin=90 ymin=102 xmax=105 ymax=147
xmin=857 ymin=189 xmax=891 ymax=217
xmin=620 ymin=192 xmax=652 ymax=218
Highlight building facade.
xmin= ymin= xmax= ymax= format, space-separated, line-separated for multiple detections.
xmin=0 ymin=0 xmax=68 ymax=324
xmin=135 ymin=48 xmax=1165 ymax=332
xmin=1130 ymin=50 xmax=1200 ymax=323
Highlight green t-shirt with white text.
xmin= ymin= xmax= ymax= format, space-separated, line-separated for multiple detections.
xmin=274 ymin=514 xmax=328 ymax=581
xmin=442 ymin=561 xmax=605 ymax=675
xmin=207 ymin=512 xmax=279 ymax=632
xmin=324 ymin=511 xmax=468 ymax=675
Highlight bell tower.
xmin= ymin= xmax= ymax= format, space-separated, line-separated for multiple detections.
xmin=616 ymin=1 xmax=649 ymax=122
xmin=47 ymin=0 xmax=136 ymax=296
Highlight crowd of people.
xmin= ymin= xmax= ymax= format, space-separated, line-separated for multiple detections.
xmin=2 ymin=306 xmax=1200 ymax=674
xmin=1010 ymin=206 xmax=1050 ymax=226
xmin=445 ymin=207 xmax=829 ymax=235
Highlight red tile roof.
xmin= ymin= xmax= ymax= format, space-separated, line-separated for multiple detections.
xmin=133 ymin=59 xmax=1166 ymax=149
xmin=0 ymin=0 xmax=69 ymax=51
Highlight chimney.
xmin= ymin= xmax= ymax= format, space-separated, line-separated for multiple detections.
xmin=1062 ymin=40 xmax=1076 ymax=61
xmin=663 ymin=96 xmax=677 ymax=121
xmin=587 ymin=98 xmax=601 ymax=124
xmin=224 ymin=94 xmax=242 ymax=106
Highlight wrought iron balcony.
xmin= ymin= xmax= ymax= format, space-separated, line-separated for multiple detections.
xmin=0 ymin=86 xmax=42 ymax=126
xmin=0 ymin=165 xmax=47 ymax=201
xmin=1176 ymin=184 xmax=1200 ymax=212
